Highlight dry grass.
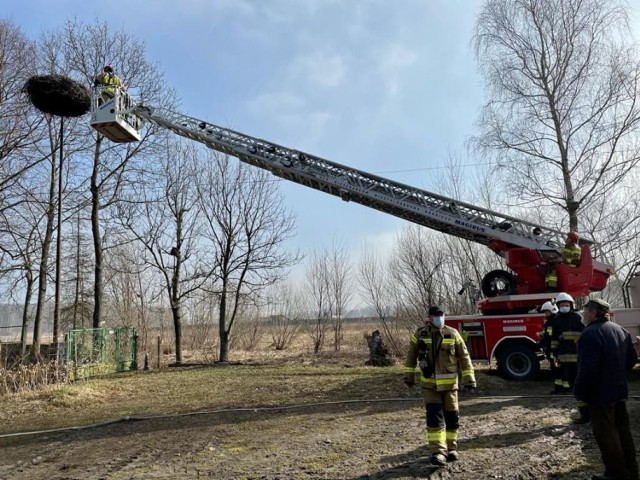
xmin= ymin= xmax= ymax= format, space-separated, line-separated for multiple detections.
xmin=0 ymin=320 xmax=405 ymax=433
xmin=0 ymin=363 xmax=407 ymax=435
xmin=0 ymin=362 xmax=64 ymax=396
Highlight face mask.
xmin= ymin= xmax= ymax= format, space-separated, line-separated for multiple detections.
xmin=559 ymin=306 xmax=570 ymax=314
xmin=431 ymin=316 xmax=445 ymax=328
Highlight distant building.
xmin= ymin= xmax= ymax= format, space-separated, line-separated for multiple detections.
xmin=0 ymin=304 xmax=53 ymax=342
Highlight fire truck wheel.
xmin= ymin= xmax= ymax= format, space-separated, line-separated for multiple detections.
xmin=481 ymin=270 xmax=517 ymax=298
xmin=497 ymin=344 xmax=540 ymax=381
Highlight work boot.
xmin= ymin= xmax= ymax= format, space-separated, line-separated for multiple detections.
xmin=573 ymin=406 xmax=590 ymax=424
xmin=446 ymin=450 xmax=460 ymax=462
xmin=430 ymin=453 xmax=447 ymax=467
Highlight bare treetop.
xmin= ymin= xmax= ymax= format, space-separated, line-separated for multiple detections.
xmin=472 ymin=0 xmax=640 ymax=233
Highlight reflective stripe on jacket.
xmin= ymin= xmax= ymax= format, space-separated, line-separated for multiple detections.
xmin=96 ymin=72 xmax=123 ymax=95
xmin=404 ymin=324 xmax=475 ymax=391
xmin=561 ymin=245 xmax=581 ymax=267
xmin=553 ymin=311 xmax=583 ymax=364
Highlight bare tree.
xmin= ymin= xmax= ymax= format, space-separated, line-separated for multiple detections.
xmin=56 ymin=19 xmax=175 ymax=329
xmin=231 ymin=306 xmax=263 ymax=352
xmin=323 ymin=240 xmax=353 ymax=351
xmin=390 ymin=225 xmax=448 ymax=326
xmin=0 ymin=207 xmax=40 ymax=355
xmin=472 ymin=0 xmax=640 ymax=236
xmin=62 ymin=209 xmax=93 ymax=330
xmin=435 ymin=152 xmax=503 ymax=313
xmin=22 ymin=30 xmax=95 ymax=355
xmin=304 ymin=248 xmax=331 ymax=354
xmin=263 ymin=281 xmax=303 ymax=351
xmin=0 ymin=19 xmax=43 ymax=214
xmin=118 ymin=141 xmax=212 ymax=364
xmin=196 ymin=152 xmax=299 ymax=363
xmin=357 ymin=244 xmax=402 ymax=356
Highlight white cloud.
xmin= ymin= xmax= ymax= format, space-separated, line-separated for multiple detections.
xmin=243 ymin=91 xmax=332 ymax=148
xmin=376 ymin=43 xmax=419 ymax=97
xmin=288 ymin=51 xmax=348 ymax=88
xmin=245 ymin=91 xmax=305 ymax=113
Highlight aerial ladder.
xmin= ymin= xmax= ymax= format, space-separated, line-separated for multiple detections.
xmin=90 ymin=86 xmax=613 ymax=315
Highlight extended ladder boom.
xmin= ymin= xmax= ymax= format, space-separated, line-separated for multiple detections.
xmin=133 ymin=105 xmax=584 ymax=255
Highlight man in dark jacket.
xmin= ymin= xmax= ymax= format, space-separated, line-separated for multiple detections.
xmin=574 ymin=298 xmax=638 ymax=480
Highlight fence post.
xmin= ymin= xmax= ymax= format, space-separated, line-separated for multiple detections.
xmin=157 ymin=335 xmax=161 ymax=370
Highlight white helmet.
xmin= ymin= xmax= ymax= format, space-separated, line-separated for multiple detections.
xmin=555 ymin=292 xmax=574 ymax=305
xmin=540 ymin=301 xmax=558 ymax=314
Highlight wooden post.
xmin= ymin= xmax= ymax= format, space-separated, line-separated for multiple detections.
xmin=157 ymin=335 xmax=161 ymax=370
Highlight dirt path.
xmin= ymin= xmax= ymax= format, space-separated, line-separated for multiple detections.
xmin=1 ymin=389 xmax=631 ymax=480
xmin=1 ymin=360 xmax=638 ymax=480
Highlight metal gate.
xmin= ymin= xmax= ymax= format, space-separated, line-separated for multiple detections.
xmin=64 ymin=326 xmax=137 ymax=380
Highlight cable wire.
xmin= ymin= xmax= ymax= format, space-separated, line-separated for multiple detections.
xmin=3 ymin=393 xmax=637 ymax=440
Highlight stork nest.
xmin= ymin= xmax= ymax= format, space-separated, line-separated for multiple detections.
xmin=24 ymin=75 xmax=91 ymax=117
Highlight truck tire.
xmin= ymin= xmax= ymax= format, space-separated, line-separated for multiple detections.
xmin=497 ymin=344 xmax=540 ymax=381
xmin=481 ymin=269 xmax=517 ymax=297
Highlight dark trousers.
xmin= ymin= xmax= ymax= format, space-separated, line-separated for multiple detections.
xmin=590 ymin=401 xmax=638 ymax=480
xmin=549 ymin=358 xmax=563 ymax=392
xmin=559 ymin=361 xmax=577 ymax=392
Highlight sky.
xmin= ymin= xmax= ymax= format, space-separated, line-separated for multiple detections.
xmin=8 ymin=0 xmax=638 ymax=287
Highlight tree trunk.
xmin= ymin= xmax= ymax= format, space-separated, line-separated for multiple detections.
xmin=219 ymin=328 xmax=229 ymax=363
xmin=72 ymin=218 xmax=80 ymax=330
xmin=32 ymin=155 xmax=57 ymax=356
xmin=171 ymin=303 xmax=182 ymax=365
xmin=218 ymin=285 xmax=229 ymax=362
xmin=20 ymin=269 xmax=34 ymax=356
xmin=91 ymin=144 xmax=102 ymax=329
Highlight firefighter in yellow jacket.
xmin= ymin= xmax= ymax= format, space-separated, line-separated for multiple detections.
xmin=94 ymin=64 xmax=125 ymax=104
xmin=404 ymin=306 xmax=476 ymax=466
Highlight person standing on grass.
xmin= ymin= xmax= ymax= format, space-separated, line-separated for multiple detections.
xmin=537 ymin=300 xmax=562 ymax=393
xmin=403 ymin=305 xmax=476 ymax=467
xmin=574 ymin=298 xmax=638 ymax=480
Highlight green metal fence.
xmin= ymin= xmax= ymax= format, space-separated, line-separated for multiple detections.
xmin=64 ymin=326 xmax=138 ymax=380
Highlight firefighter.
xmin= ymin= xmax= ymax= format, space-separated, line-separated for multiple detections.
xmin=404 ymin=306 xmax=476 ymax=467
xmin=561 ymin=231 xmax=582 ymax=265
xmin=553 ymin=292 xmax=589 ymax=423
xmin=574 ymin=298 xmax=638 ymax=480
xmin=545 ymin=231 xmax=582 ymax=289
xmin=537 ymin=301 xmax=562 ymax=393
xmin=94 ymin=64 xmax=125 ymax=104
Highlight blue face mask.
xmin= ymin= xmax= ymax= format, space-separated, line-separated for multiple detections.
xmin=432 ymin=316 xmax=445 ymax=328
xmin=559 ymin=306 xmax=570 ymax=314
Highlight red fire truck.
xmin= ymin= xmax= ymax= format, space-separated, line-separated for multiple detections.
xmin=91 ymin=85 xmax=635 ymax=380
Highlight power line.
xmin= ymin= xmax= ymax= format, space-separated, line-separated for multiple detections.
xmin=374 ymin=161 xmax=495 ymax=175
